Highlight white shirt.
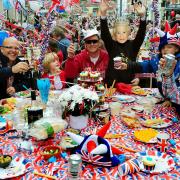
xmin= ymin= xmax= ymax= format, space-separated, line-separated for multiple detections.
xmin=90 ymin=56 xmax=99 ymax=65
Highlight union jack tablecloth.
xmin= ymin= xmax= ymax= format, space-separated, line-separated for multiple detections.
xmin=0 ymin=94 xmax=180 ymax=180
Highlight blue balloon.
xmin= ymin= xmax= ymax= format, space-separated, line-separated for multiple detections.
xmin=0 ymin=31 xmax=9 ymax=46
xmin=3 ymin=0 xmax=12 ymax=10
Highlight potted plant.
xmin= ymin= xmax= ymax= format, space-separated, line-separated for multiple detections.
xmin=58 ymin=85 xmax=99 ymax=129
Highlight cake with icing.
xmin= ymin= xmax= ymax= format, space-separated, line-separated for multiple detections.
xmin=142 ymin=156 xmax=156 ymax=171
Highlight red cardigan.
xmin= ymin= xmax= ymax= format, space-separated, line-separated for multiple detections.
xmin=41 ymin=71 xmax=66 ymax=89
xmin=64 ymin=49 xmax=109 ymax=79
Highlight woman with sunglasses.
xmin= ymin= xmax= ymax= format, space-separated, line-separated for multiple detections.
xmin=64 ymin=29 xmax=109 ymax=82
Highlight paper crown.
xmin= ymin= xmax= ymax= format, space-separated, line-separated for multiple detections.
xmin=67 ymin=121 xmax=123 ymax=167
xmin=150 ymin=21 xmax=180 ymax=50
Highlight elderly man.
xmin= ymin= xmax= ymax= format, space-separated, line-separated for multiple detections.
xmin=0 ymin=37 xmax=30 ymax=99
xmin=64 ymin=29 xmax=109 ymax=81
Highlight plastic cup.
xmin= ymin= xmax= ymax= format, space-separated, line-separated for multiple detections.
xmin=109 ymin=102 xmax=122 ymax=117
xmin=114 ymin=57 xmax=122 ymax=69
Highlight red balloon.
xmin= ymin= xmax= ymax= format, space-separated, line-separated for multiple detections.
xmin=171 ymin=10 xmax=175 ymax=17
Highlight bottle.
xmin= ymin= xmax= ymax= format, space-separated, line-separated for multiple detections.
xmin=72 ymin=35 xmax=80 ymax=55
xmin=30 ymin=60 xmax=41 ymax=90
xmin=27 ymin=91 xmax=43 ymax=125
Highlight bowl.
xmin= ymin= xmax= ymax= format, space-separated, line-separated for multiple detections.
xmin=0 ymin=155 xmax=12 ymax=168
xmin=40 ymin=146 xmax=61 ymax=160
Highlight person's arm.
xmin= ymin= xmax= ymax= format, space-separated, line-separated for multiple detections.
xmin=161 ymin=75 xmax=180 ymax=104
xmin=118 ymin=61 xmax=142 ymax=73
xmin=100 ymin=17 xmax=114 ymax=53
xmin=64 ymin=54 xmax=81 ymax=80
xmin=139 ymin=60 xmax=154 ymax=73
xmin=127 ymin=61 xmax=142 ymax=74
xmin=99 ymin=0 xmax=114 ymax=53
xmin=132 ymin=19 xmax=146 ymax=53
xmin=0 ymin=67 xmax=13 ymax=79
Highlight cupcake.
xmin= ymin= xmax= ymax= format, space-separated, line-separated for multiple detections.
xmin=96 ymin=84 xmax=105 ymax=92
xmin=89 ymin=72 xmax=99 ymax=81
xmin=80 ymin=71 xmax=89 ymax=80
xmin=142 ymin=156 xmax=156 ymax=171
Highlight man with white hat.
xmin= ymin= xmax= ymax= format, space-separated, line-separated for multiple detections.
xmin=64 ymin=29 xmax=109 ymax=81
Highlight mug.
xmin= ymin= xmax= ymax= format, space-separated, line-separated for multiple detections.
xmin=156 ymin=133 xmax=170 ymax=152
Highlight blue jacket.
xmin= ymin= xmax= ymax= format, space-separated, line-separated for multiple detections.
xmin=141 ymin=53 xmax=180 ymax=87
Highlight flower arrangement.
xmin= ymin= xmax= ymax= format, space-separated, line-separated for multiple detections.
xmin=59 ymin=85 xmax=99 ymax=117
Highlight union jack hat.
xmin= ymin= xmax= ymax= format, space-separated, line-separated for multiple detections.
xmin=150 ymin=21 xmax=180 ymax=50
xmin=67 ymin=122 xmax=123 ymax=167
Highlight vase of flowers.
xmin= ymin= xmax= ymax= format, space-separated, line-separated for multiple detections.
xmin=58 ymin=85 xmax=99 ymax=129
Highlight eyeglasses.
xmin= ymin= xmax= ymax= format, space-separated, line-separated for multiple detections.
xmin=1 ymin=46 xmax=20 ymax=51
xmin=85 ymin=40 xmax=99 ymax=44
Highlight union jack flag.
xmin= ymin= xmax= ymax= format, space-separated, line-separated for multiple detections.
xmin=80 ymin=150 xmax=112 ymax=166
xmin=48 ymin=0 xmax=61 ymax=14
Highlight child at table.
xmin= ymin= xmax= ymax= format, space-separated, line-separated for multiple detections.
xmin=119 ymin=22 xmax=180 ymax=111
xmin=99 ymin=0 xmax=146 ymax=87
xmin=159 ymin=57 xmax=180 ymax=116
xmin=42 ymin=53 xmax=66 ymax=90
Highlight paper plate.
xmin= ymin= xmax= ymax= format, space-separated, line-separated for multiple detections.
xmin=134 ymin=129 xmax=158 ymax=144
xmin=136 ymin=150 xmax=175 ymax=174
xmin=132 ymin=89 xmax=151 ymax=96
xmin=112 ymin=95 xmax=135 ymax=103
xmin=92 ymin=103 xmax=109 ymax=112
xmin=0 ymin=158 xmax=26 ymax=179
xmin=140 ymin=117 xmax=173 ymax=129
xmin=15 ymin=91 xmax=31 ymax=98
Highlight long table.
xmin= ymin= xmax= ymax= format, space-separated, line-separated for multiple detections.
xmin=0 ymin=91 xmax=180 ymax=180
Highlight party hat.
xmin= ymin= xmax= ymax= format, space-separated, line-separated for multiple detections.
xmin=165 ymin=21 xmax=170 ymax=32
xmin=87 ymin=140 xmax=97 ymax=153
xmin=90 ymin=144 xmax=108 ymax=155
xmin=96 ymin=121 xmax=111 ymax=138
xmin=154 ymin=21 xmax=180 ymax=50
xmin=66 ymin=132 xmax=84 ymax=145
xmin=169 ymin=23 xmax=178 ymax=35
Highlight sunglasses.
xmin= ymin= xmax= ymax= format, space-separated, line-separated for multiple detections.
xmin=85 ymin=40 xmax=99 ymax=44
xmin=1 ymin=46 xmax=20 ymax=51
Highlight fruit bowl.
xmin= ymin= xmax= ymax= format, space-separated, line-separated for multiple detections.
xmin=40 ymin=146 xmax=61 ymax=160
xmin=0 ymin=155 xmax=12 ymax=168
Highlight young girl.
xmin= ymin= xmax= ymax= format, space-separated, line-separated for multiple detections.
xmin=100 ymin=0 xmax=146 ymax=86
xmin=42 ymin=53 xmax=66 ymax=90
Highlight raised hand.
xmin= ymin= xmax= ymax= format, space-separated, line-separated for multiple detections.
xmin=134 ymin=2 xmax=146 ymax=17
xmin=99 ymin=0 xmax=113 ymax=16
